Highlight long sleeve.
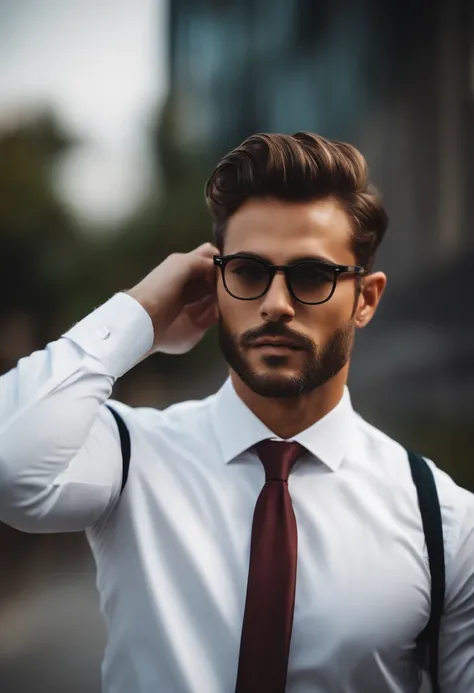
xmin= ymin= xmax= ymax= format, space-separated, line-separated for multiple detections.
xmin=0 ymin=292 xmax=154 ymax=533
xmin=439 ymin=488 xmax=474 ymax=691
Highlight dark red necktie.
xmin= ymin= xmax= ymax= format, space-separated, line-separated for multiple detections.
xmin=235 ymin=439 xmax=304 ymax=693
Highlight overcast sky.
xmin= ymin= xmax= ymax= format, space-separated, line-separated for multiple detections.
xmin=0 ymin=0 xmax=168 ymax=227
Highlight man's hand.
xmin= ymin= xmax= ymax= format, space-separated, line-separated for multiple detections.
xmin=127 ymin=243 xmax=219 ymax=355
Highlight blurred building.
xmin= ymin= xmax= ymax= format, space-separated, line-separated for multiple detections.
xmin=168 ymin=0 xmax=474 ymax=427
xmin=169 ymin=0 xmax=381 ymax=151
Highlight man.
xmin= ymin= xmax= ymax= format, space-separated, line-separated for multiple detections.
xmin=0 ymin=132 xmax=472 ymax=692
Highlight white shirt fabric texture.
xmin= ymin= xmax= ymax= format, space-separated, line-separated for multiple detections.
xmin=0 ymin=292 xmax=473 ymax=693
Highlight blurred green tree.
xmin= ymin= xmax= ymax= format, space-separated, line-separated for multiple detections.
xmin=0 ymin=112 xmax=85 ymax=364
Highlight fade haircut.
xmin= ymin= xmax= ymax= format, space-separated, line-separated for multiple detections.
xmin=205 ymin=132 xmax=388 ymax=271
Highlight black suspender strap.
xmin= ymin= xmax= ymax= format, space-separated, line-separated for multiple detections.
xmin=407 ymin=450 xmax=446 ymax=693
xmin=105 ymin=404 xmax=131 ymax=494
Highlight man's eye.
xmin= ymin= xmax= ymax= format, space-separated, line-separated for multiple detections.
xmin=230 ymin=261 xmax=266 ymax=280
xmin=293 ymin=265 xmax=333 ymax=284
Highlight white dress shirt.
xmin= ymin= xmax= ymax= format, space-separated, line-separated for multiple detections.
xmin=0 ymin=292 xmax=473 ymax=693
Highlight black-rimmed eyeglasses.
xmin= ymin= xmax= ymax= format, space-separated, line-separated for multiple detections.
xmin=214 ymin=254 xmax=366 ymax=305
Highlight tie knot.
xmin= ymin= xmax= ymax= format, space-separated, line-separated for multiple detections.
xmin=254 ymin=440 xmax=304 ymax=482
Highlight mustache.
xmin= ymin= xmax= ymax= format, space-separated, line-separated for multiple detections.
xmin=240 ymin=323 xmax=315 ymax=350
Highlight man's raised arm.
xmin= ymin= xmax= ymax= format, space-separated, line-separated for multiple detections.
xmin=0 ymin=292 xmax=154 ymax=532
xmin=0 ymin=242 xmax=219 ymax=533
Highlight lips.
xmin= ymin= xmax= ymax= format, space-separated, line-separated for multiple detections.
xmin=251 ymin=339 xmax=303 ymax=349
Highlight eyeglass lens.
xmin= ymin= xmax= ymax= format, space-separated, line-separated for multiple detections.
xmin=223 ymin=257 xmax=335 ymax=304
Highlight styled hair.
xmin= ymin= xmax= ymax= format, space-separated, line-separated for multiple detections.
xmin=205 ymin=132 xmax=388 ymax=270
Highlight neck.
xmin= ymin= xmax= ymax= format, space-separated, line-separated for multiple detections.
xmin=230 ymin=365 xmax=349 ymax=439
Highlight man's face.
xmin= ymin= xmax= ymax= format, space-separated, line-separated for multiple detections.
xmin=216 ymin=197 xmax=361 ymax=398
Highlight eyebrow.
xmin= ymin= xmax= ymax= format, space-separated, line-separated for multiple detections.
xmin=232 ymin=251 xmax=338 ymax=266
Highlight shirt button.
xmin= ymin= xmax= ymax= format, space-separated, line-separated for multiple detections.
xmin=97 ymin=326 xmax=111 ymax=340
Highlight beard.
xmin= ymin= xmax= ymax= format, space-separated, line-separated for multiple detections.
xmin=218 ymin=317 xmax=355 ymax=399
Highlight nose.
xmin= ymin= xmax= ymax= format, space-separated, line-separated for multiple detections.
xmin=260 ymin=271 xmax=296 ymax=323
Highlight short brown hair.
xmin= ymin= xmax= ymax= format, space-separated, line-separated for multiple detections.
xmin=205 ymin=132 xmax=388 ymax=270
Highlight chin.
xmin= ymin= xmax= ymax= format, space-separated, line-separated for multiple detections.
xmin=244 ymin=374 xmax=308 ymax=399
xmin=254 ymin=362 xmax=300 ymax=379
xmin=237 ymin=364 xmax=309 ymax=399
xmin=251 ymin=351 xmax=300 ymax=369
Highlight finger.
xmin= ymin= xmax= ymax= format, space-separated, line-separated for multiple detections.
xmin=190 ymin=253 xmax=215 ymax=274
xmin=185 ymin=293 xmax=217 ymax=318
xmin=183 ymin=270 xmax=216 ymax=303
xmin=185 ymin=284 xmax=216 ymax=310
xmin=193 ymin=242 xmax=219 ymax=258
xmin=185 ymin=291 xmax=215 ymax=310
xmin=191 ymin=301 xmax=219 ymax=329
xmin=187 ymin=256 xmax=217 ymax=291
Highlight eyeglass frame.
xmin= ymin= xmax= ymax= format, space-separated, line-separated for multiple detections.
xmin=213 ymin=254 xmax=368 ymax=305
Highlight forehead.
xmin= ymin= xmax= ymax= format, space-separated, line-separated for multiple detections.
xmin=223 ymin=197 xmax=355 ymax=264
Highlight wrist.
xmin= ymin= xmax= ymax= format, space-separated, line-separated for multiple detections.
xmin=125 ymin=287 xmax=172 ymax=342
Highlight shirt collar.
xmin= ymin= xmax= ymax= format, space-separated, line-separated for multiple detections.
xmin=210 ymin=377 xmax=355 ymax=471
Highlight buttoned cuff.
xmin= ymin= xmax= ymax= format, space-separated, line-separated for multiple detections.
xmin=62 ymin=292 xmax=155 ymax=378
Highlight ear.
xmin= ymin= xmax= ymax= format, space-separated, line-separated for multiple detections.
xmin=354 ymin=271 xmax=387 ymax=328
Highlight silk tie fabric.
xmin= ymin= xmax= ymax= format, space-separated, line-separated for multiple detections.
xmin=235 ymin=439 xmax=304 ymax=693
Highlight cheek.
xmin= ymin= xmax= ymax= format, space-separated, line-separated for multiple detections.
xmin=297 ymin=288 xmax=354 ymax=335
xmin=217 ymin=284 xmax=247 ymax=322
xmin=320 ymin=282 xmax=356 ymax=323
xmin=217 ymin=284 xmax=262 ymax=332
